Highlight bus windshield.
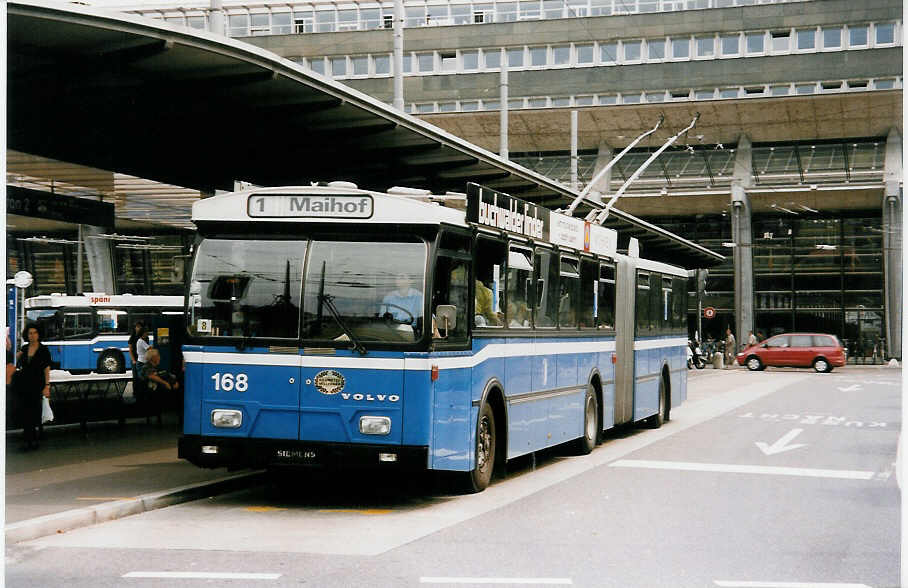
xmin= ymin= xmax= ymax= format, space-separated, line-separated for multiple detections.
xmin=188 ymin=237 xmax=427 ymax=345
xmin=25 ymin=309 xmax=62 ymax=341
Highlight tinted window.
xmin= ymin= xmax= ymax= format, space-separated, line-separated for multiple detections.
xmin=813 ymin=335 xmax=837 ymax=347
xmin=598 ymin=264 xmax=616 ymax=330
xmin=534 ymin=249 xmax=559 ymax=328
xmin=558 ymin=257 xmax=580 ymax=328
xmin=635 ymin=272 xmax=650 ymax=334
xmin=66 ymin=312 xmax=95 ymax=338
xmin=790 ymin=335 xmax=813 ymax=347
xmin=579 ymin=259 xmax=597 ymax=329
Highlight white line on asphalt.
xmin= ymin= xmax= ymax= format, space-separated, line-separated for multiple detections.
xmin=714 ymin=582 xmax=872 ymax=587
xmin=610 ymin=460 xmax=875 ymax=480
xmin=122 ymin=572 xmax=281 ymax=580
xmin=420 ymin=578 xmax=572 ymax=585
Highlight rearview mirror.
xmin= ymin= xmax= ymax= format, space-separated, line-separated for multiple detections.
xmin=435 ymin=305 xmax=457 ymax=331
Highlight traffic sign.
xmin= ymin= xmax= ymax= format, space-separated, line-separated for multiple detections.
xmin=703 ymin=306 xmax=716 ymax=319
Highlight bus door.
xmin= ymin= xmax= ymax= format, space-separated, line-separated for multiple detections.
xmin=613 ymin=257 xmax=636 ymax=425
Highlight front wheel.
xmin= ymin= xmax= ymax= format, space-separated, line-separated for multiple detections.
xmin=466 ymin=401 xmax=496 ymax=493
xmin=746 ymin=356 xmax=763 ymax=371
xmin=813 ymin=358 xmax=831 ymax=373
xmin=695 ymin=357 xmax=706 ymax=369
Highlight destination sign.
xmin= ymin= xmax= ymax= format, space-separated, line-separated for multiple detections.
xmin=466 ymin=183 xmax=548 ymax=240
xmin=248 ymin=193 xmax=373 ymax=219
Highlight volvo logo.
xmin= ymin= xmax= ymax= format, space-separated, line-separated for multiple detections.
xmin=314 ymin=370 xmax=345 ymax=395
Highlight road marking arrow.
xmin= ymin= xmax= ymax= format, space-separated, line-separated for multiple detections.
xmin=837 ymin=384 xmax=861 ymax=392
xmin=756 ymin=428 xmax=807 ymax=456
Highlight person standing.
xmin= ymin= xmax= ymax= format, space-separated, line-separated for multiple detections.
xmin=724 ymin=327 xmax=736 ymax=369
xmin=15 ymin=324 xmax=52 ymax=450
xmin=135 ymin=324 xmax=150 ymax=384
xmin=128 ymin=321 xmax=144 ymax=381
xmin=747 ymin=330 xmax=757 ymax=347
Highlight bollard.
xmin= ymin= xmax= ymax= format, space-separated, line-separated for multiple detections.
xmin=712 ymin=353 xmax=724 ymax=369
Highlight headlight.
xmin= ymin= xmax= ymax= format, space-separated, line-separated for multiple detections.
xmin=211 ymin=409 xmax=242 ymax=428
xmin=359 ymin=416 xmax=391 ymax=435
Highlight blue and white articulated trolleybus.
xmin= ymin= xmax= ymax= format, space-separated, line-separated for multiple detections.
xmin=24 ymin=293 xmax=185 ymax=374
xmin=179 ymin=182 xmax=690 ymax=491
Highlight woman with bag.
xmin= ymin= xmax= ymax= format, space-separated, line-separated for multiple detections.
xmin=15 ymin=323 xmax=52 ymax=451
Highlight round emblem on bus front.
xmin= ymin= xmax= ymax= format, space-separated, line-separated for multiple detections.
xmin=314 ymin=370 xmax=345 ymax=395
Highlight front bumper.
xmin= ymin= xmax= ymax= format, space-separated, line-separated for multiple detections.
xmin=179 ymin=435 xmax=429 ymax=471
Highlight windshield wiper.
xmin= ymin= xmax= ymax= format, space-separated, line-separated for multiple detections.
xmin=318 ymin=293 xmax=367 ymax=356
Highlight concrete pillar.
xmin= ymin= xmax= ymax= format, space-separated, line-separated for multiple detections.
xmin=731 ymin=134 xmax=755 ymax=347
xmin=883 ymin=127 xmax=902 ymax=358
xmin=588 ymin=140 xmax=613 ymax=205
xmin=82 ymin=225 xmax=116 ymax=294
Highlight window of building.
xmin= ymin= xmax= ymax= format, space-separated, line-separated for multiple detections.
xmin=577 ymin=44 xmax=594 ymax=64
xmin=450 ymin=4 xmax=471 ymax=24
xmin=416 ymin=103 xmax=435 ymax=113
xmin=770 ymin=30 xmax=790 ymax=52
xmin=795 ymin=83 xmax=815 ymax=95
xmin=440 ymin=52 xmax=457 ymax=71
xmin=497 ymin=2 xmax=518 ymax=22
xmin=336 ymin=9 xmax=357 ymax=30
xmin=770 ymin=85 xmax=789 ymax=96
xmin=507 ymin=47 xmax=524 ymax=67
xmin=823 ymin=26 xmax=842 ymax=49
xmin=544 ymin=0 xmax=564 ymax=18
xmin=695 ymin=36 xmax=715 ymax=58
xmin=402 ymin=54 xmax=412 ymax=73
xmin=308 ymin=57 xmax=325 ymax=75
xmin=519 ymin=0 xmax=541 ymax=20
xmin=719 ymin=88 xmax=739 ymax=98
xmin=529 ymin=46 xmax=547 ymax=66
xmin=352 ymin=55 xmax=369 ymax=75
xmin=360 ymin=8 xmax=381 ymax=29
xmin=848 ymin=25 xmax=868 ymax=48
xmin=719 ymin=34 xmax=740 ymax=57
xmin=820 ymin=81 xmax=843 ymax=91
xmin=600 ymin=42 xmax=618 ymax=64
xmin=847 ymin=80 xmax=868 ymax=89
xmin=553 ymin=45 xmax=571 ymax=65
xmin=746 ymin=31 xmax=764 ymax=54
xmin=272 ymin=12 xmax=291 ymax=34
xmin=670 ymin=89 xmax=690 ymax=100
xmin=294 ymin=11 xmax=314 ymax=33
xmin=187 ymin=15 xmax=206 ymax=29
xmin=426 ymin=4 xmax=449 ymax=24
xmin=598 ymin=94 xmax=617 ymax=105
xmin=875 ymin=22 xmax=895 ymax=45
xmin=648 ymin=39 xmax=665 ymax=60
xmin=575 ymin=95 xmax=594 ymax=106
xmin=331 ymin=56 xmax=347 ymax=77
xmin=646 ymin=91 xmax=665 ymax=102
xmin=249 ymin=13 xmax=271 ymax=35
xmin=744 ymin=86 xmax=765 ymax=96
xmin=405 ymin=6 xmax=424 ymax=27
xmin=228 ymin=13 xmax=249 ymax=36
xmin=438 ymin=102 xmax=457 ymax=112
xmin=483 ymin=48 xmax=501 ymax=69
xmin=874 ymin=79 xmax=896 ymax=90
xmin=528 ymin=97 xmax=548 ymax=108
xmin=483 ymin=99 xmax=500 ymax=110
xmin=316 ymin=10 xmax=336 ymax=33
xmin=509 ymin=98 xmax=524 ymax=109
xmin=462 ymin=101 xmax=480 ymax=111
xmin=622 ymin=93 xmax=641 ymax=104
xmin=374 ymin=54 xmax=391 ymax=75
xmin=672 ymin=37 xmax=690 ymax=59
xmin=623 ymin=40 xmax=642 ymax=61
xmin=462 ymin=50 xmax=479 ymax=70
xmin=695 ymin=89 xmax=714 ymax=100
xmin=796 ymin=28 xmax=816 ymax=50
xmin=417 ymin=52 xmax=434 ymax=72
xmin=552 ymin=96 xmax=571 ymax=106
xmin=589 ymin=0 xmax=610 ymax=16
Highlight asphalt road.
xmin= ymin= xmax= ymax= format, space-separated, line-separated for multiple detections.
xmin=6 ymin=367 xmax=900 ymax=587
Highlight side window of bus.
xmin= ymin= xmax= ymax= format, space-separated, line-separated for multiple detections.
xmin=672 ymin=277 xmax=686 ymax=334
xmin=598 ymin=263 xmax=616 ymax=330
xmin=432 ymin=255 xmax=469 ymax=342
xmin=534 ymin=248 xmax=559 ymax=328
xmin=649 ymin=273 xmax=661 ymax=332
xmin=506 ymin=246 xmax=533 ymax=329
xmin=95 ymin=308 xmax=128 ymax=335
xmin=635 ymin=271 xmax=650 ymax=335
xmin=661 ymin=276 xmax=673 ymax=334
xmin=558 ymin=256 xmax=580 ymax=329
xmin=63 ymin=312 xmax=93 ymax=339
xmin=578 ymin=258 xmax=597 ymax=329
xmin=474 ymin=237 xmax=506 ymax=327
xmin=130 ymin=312 xmax=156 ymax=333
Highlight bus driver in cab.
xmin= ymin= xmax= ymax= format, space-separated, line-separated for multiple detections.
xmin=382 ymin=275 xmax=423 ymax=323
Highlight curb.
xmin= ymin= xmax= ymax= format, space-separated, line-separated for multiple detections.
xmin=5 ymin=470 xmax=267 ymax=545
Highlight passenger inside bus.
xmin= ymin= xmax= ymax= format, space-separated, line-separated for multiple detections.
xmin=474 ymin=280 xmax=502 ymax=326
xmin=508 ymin=302 xmax=530 ymax=328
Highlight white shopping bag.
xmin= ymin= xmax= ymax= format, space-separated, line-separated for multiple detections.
xmin=122 ymin=381 xmax=136 ymax=404
xmin=41 ymin=396 xmax=54 ymax=424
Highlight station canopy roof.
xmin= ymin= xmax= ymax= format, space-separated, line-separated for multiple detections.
xmin=7 ymin=0 xmax=723 ymax=268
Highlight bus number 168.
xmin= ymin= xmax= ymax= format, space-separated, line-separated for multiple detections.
xmin=211 ymin=373 xmax=249 ymax=392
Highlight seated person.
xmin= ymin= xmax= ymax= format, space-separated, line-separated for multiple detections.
xmin=141 ymin=348 xmax=180 ymax=393
xmin=382 ymin=276 xmax=423 ymax=323
xmin=474 ymin=279 xmax=502 ymax=326
xmin=508 ymin=302 xmax=530 ymax=328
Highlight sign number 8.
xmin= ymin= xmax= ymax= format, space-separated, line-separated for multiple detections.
xmin=211 ymin=372 xmax=249 ymax=392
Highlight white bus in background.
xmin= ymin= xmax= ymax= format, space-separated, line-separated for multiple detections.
xmin=24 ymin=293 xmax=184 ymax=373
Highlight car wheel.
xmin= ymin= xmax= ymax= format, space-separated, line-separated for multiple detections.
xmin=813 ymin=358 xmax=830 ymax=373
xmin=746 ymin=356 xmax=763 ymax=371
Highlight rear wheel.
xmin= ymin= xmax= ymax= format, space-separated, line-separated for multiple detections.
xmin=572 ymin=384 xmax=599 ymax=455
xmin=97 ymin=350 xmax=124 ymax=374
xmin=646 ymin=377 xmax=667 ymax=429
xmin=813 ymin=358 xmax=831 ymax=373
xmin=466 ymin=401 xmax=496 ymax=493
xmin=746 ymin=356 xmax=763 ymax=371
